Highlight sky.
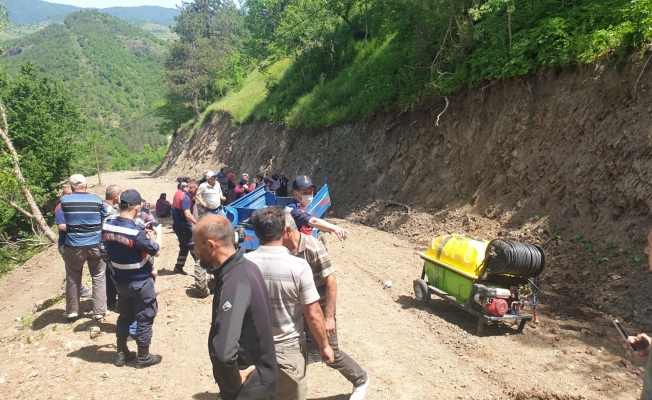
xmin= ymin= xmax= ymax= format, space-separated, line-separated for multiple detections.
xmin=46 ymin=0 xmax=181 ymax=8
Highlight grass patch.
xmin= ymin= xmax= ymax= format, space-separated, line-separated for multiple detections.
xmin=19 ymin=316 xmax=35 ymax=330
xmin=193 ymin=0 xmax=652 ymax=129
xmin=205 ymin=58 xmax=293 ymax=125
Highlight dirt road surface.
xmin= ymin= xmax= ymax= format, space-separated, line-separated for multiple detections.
xmin=0 ymin=172 xmax=646 ymax=399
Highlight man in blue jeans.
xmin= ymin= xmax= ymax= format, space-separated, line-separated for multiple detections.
xmin=102 ymin=189 xmax=163 ymax=368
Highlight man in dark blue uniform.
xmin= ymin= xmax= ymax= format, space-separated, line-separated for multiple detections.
xmin=102 ymin=189 xmax=163 ymax=368
xmin=285 ymin=175 xmax=350 ymax=241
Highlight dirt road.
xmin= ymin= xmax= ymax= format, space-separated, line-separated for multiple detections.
xmin=0 ymin=172 xmax=646 ymax=399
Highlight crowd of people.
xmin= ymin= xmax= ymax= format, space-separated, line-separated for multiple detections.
xmin=54 ymin=168 xmax=367 ymax=399
xmin=51 ymin=165 xmax=652 ymax=400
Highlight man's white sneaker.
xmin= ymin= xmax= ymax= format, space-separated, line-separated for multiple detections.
xmin=92 ymin=310 xmax=111 ymax=321
xmin=62 ymin=311 xmax=78 ymax=319
xmin=350 ymin=377 xmax=370 ymax=400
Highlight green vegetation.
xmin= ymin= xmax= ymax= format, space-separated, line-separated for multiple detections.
xmin=1 ymin=11 xmax=169 ymax=172
xmin=19 ymin=315 xmax=34 ymax=330
xmin=0 ymin=63 xmax=86 ymax=266
xmin=160 ymin=0 xmax=652 ymax=130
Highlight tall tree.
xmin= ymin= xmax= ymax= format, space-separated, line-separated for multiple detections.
xmin=164 ymin=0 xmax=244 ymax=122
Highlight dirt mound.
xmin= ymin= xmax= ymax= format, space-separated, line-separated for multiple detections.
xmin=511 ymin=391 xmax=585 ymax=400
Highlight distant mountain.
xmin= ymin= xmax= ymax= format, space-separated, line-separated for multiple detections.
xmin=4 ymin=0 xmax=80 ymax=24
xmin=1 ymin=10 xmax=170 ymax=170
xmin=98 ymin=6 xmax=178 ymax=25
xmin=4 ymin=0 xmax=179 ymax=25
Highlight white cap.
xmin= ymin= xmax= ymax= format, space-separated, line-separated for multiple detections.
xmin=69 ymin=174 xmax=86 ymax=187
xmin=205 ymin=170 xmax=215 ymax=178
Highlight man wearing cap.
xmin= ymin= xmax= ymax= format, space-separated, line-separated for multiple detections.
xmin=216 ymin=164 xmax=229 ymax=195
xmin=286 ymin=175 xmax=350 ymax=241
xmin=196 ymin=171 xmax=226 ymax=214
xmin=55 ymin=186 xmax=93 ymax=299
xmin=59 ymin=174 xmax=110 ymax=321
xmin=102 ymin=189 xmax=163 ymax=368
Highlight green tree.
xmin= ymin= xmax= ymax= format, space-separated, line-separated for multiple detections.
xmin=163 ymin=0 xmax=244 ymax=122
xmin=0 ymin=63 xmax=87 ymax=240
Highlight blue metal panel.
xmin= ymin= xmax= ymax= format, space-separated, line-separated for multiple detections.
xmin=306 ymin=184 xmax=330 ymax=219
xmin=230 ymin=184 xmax=332 ymax=252
xmin=276 ymin=197 xmax=293 ymax=207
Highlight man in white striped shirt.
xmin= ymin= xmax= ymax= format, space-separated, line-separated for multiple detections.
xmin=246 ymin=206 xmax=333 ymax=400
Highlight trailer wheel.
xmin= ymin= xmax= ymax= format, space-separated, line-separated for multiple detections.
xmin=317 ymin=231 xmax=327 ymax=248
xmin=413 ymin=279 xmax=430 ymax=305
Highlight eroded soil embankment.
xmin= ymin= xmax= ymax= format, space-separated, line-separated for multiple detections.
xmin=155 ymin=62 xmax=652 ymax=331
xmin=156 ymin=62 xmax=652 ymax=249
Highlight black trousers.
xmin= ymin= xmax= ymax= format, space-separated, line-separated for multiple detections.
xmin=115 ymin=277 xmax=158 ymax=347
xmin=173 ymin=224 xmax=196 ymax=270
xmin=106 ymin=266 xmax=118 ymax=307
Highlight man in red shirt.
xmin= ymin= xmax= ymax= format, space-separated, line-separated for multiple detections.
xmin=172 ymin=181 xmax=198 ymax=274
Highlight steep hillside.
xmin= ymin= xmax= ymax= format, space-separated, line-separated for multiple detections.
xmin=4 ymin=0 xmax=179 ymax=25
xmin=158 ymin=61 xmax=652 ymax=249
xmin=1 ymin=10 xmax=169 ymax=171
xmin=156 ymin=60 xmax=652 ymax=329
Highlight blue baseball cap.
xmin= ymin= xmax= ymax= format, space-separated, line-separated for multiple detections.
xmin=293 ymin=175 xmax=316 ymax=190
xmin=119 ymin=189 xmax=143 ymax=207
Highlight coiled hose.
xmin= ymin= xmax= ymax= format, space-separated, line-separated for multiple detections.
xmin=484 ymin=239 xmax=546 ymax=278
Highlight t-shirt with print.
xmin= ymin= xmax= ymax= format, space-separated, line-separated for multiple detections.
xmin=245 ymin=245 xmax=320 ymax=346
xmin=294 ymin=233 xmax=334 ymax=308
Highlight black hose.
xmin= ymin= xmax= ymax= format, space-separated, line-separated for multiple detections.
xmin=485 ymin=239 xmax=546 ymax=278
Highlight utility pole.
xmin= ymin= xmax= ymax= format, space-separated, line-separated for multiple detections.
xmin=92 ymin=128 xmax=102 ymax=185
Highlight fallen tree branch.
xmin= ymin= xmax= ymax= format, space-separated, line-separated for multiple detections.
xmin=379 ymin=199 xmax=412 ymax=215
xmin=0 ymin=195 xmax=33 ymax=219
xmin=435 ymin=97 xmax=449 ymax=126
xmin=0 ymin=100 xmax=57 ymax=243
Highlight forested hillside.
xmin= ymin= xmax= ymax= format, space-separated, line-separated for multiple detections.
xmin=1 ymin=11 xmax=169 ymax=172
xmin=158 ymin=0 xmax=652 ymax=130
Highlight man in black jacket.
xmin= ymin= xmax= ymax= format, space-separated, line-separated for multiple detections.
xmin=193 ymin=215 xmax=278 ymax=400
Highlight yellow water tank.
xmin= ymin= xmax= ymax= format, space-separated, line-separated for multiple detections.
xmin=425 ymin=233 xmax=489 ymax=278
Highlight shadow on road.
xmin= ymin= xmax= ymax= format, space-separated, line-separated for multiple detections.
xmin=394 ymin=294 xmax=524 ymax=337
xmin=67 ymin=344 xmax=116 ymax=365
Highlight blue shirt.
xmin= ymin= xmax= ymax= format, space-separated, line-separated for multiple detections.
xmin=286 ymin=200 xmax=313 ymax=235
xmin=102 ymin=217 xmax=159 ymax=281
xmin=61 ymin=192 xmax=108 ymax=248
xmin=54 ymin=203 xmax=66 ymax=248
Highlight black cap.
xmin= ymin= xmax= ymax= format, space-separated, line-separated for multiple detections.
xmin=293 ymin=175 xmax=316 ymax=190
xmin=120 ymin=189 xmax=143 ymax=207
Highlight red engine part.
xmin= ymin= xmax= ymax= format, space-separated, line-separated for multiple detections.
xmin=485 ymin=299 xmax=509 ymax=317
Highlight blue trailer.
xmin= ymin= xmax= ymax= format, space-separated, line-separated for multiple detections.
xmin=223 ymin=184 xmax=331 ymax=252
